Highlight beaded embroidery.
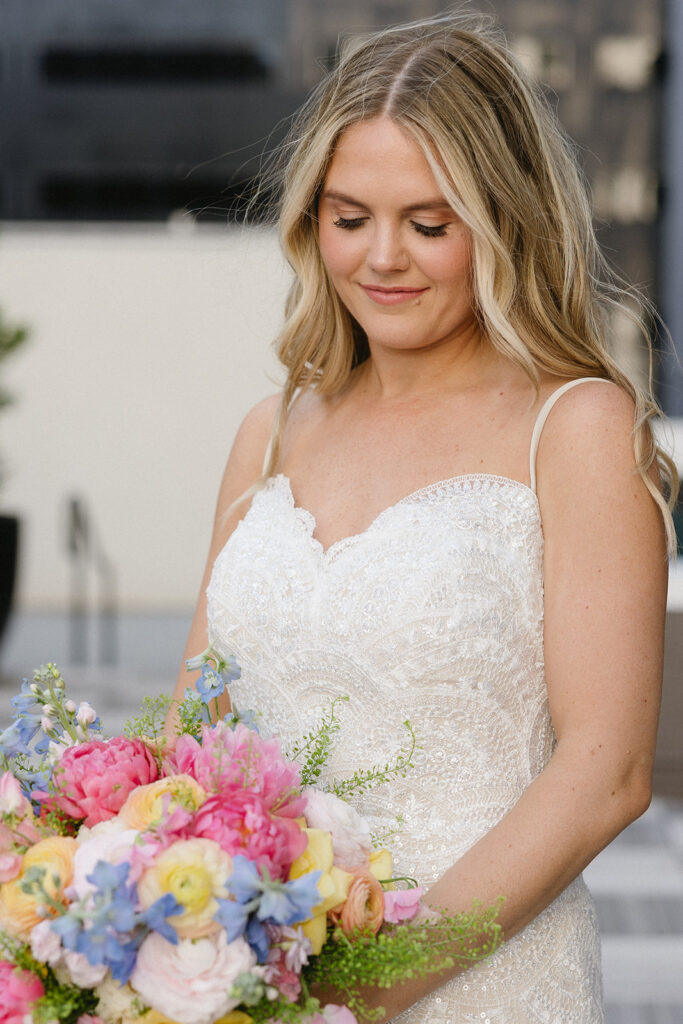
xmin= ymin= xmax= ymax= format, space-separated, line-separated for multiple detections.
xmin=207 ymin=473 xmax=603 ymax=1023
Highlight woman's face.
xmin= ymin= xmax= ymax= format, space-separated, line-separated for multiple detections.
xmin=317 ymin=117 xmax=478 ymax=356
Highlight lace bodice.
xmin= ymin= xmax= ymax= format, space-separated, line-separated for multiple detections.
xmin=206 ymin=379 xmax=606 ymax=1023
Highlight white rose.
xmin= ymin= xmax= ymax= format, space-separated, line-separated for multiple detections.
xmin=303 ymin=788 xmax=372 ymax=871
xmin=130 ymin=931 xmax=256 ymax=1024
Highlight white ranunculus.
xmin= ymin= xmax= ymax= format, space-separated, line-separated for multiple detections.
xmin=95 ymin=978 xmax=148 ymax=1024
xmin=303 ymin=788 xmax=372 ymax=871
xmin=70 ymin=828 xmax=140 ymax=900
xmin=130 ymin=931 xmax=256 ymax=1024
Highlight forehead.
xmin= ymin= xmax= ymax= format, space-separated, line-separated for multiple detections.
xmin=323 ymin=118 xmax=447 ymax=204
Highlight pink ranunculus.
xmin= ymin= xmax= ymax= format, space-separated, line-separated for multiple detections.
xmin=383 ymin=886 xmax=426 ymax=924
xmin=175 ymin=722 xmax=304 ymax=816
xmin=35 ymin=736 xmax=159 ymax=827
xmin=192 ymin=791 xmax=307 ymax=880
xmin=0 ymin=959 xmax=45 ymax=1024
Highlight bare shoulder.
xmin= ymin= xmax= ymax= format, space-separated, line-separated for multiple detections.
xmin=537 ymin=378 xmax=667 ymax=573
xmin=537 ymin=379 xmax=637 ymax=490
xmin=214 ymin=393 xmax=281 ymax=522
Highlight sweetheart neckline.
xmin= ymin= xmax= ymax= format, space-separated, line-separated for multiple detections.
xmin=269 ymin=471 xmax=541 ymax=560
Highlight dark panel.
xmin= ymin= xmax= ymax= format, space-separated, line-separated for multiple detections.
xmin=41 ymin=46 xmax=270 ymax=84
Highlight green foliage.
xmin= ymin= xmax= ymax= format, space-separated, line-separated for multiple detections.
xmin=288 ymin=695 xmax=348 ymax=787
xmin=124 ymin=693 xmax=172 ymax=744
xmin=0 ymin=305 xmax=29 ymax=488
xmin=0 ymin=307 xmax=29 ymax=411
xmin=305 ymin=902 xmax=503 ymax=1021
xmin=33 ymin=976 xmax=99 ymax=1024
xmin=329 ymin=720 xmax=418 ymax=800
xmin=174 ymin=690 xmax=207 ymax=740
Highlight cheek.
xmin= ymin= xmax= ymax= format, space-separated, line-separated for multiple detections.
xmin=319 ymin=225 xmax=361 ymax=281
xmin=424 ymin=240 xmax=472 ymax=290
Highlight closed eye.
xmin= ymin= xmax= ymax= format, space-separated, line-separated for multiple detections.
xmin=412 ymin=222 xmax=448 ymax=237
xmin=333 ymin=216 xmax=366 ymax=230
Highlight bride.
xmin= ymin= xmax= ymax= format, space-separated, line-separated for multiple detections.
xmin=171 ymin=12 xmax=676 ymax=1023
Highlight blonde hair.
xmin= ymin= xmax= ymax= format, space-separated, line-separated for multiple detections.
xmin=252 ymin=10 xmax=678 ymax=553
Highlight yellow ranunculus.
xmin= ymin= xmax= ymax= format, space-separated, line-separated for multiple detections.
xmin=118 ymin=774 xmax=206 ymax=830
xmin=0 ymin=835 xmax=77 ymax=939
xmin=137 ymin=837 xmax=230 ymax=939
xmin=144 ymin=1012 xmax=253 ymax=1024
xmin=369 ymin=847 xmax=394 ymax=887
xmin=289 ymin=828 xmax=353 ymax=954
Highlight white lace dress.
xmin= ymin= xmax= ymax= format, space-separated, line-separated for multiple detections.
xmin=206 ymin=380 xmax=605 ymax=1023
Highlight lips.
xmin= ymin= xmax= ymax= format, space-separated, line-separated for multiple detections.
xmin=360 ymin=285 xmax=428 ymax=305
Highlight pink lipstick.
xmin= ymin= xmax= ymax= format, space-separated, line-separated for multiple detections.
xmin=360 ymin=285 xmax=428 ymax=305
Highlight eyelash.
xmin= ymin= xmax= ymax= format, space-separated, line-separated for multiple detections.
xmin=332 ymin=216 xmax=448 ymax=238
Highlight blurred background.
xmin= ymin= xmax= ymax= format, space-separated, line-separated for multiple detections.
xmin=0 ymin=2 xmax=681 ymax=1019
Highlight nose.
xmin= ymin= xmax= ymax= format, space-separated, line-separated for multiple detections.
xmin=365 ymin=222 xmax=409 ymax=274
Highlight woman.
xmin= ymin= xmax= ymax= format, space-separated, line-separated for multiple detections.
xmin=172 ymin=12 xmax=676 ymax=1023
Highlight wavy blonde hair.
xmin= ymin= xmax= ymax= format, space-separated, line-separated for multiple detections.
xmin=252 ymin=10 xmax=678 ymax=552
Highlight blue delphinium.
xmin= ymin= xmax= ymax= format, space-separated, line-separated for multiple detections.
xmin=215 ymin=855 xmax=321 ymax=962
xmin=0 ymin=665 xmax=103 ymax=800
xmin=51 ymin=859 xmax=181 ymax=983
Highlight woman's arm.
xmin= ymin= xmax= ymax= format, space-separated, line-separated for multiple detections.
xmin=168 ymin=394 xmax=280 ymax=723
xmin=339 ymin=381 xmax=668 ymax=1021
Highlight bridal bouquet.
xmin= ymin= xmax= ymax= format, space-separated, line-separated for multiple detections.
xmin=0 ymin=653 xmax=501 ymax=1024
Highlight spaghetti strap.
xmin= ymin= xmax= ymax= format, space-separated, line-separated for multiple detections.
xmin=529 ymin=377 xmax=607 ymax=493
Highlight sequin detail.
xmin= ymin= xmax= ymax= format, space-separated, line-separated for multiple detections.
xmin=207 ymin=473 xmax=604 ymax=1023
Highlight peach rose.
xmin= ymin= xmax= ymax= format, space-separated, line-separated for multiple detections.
xmin=338 ymin=872 xmax=384 ymax=937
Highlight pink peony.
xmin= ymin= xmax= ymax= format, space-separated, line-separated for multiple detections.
xmin=192 ymin=791 xmax=307 ymax=880
xmin=0 ymin=959 xmax=44 ymax=1024
xmin=175 ymin=722 xmax=304 ymax=816
xmin=383 ymin=886 xmax=425 ymax=924
xmin=35 ymin=736 xmax=159 ymax=826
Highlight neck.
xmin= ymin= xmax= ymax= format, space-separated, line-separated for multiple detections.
xmin=358 ymin=321 xmax=497 ymax=401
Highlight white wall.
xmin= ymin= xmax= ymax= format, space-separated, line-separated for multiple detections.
xmin=0 ymin=223 xmax=289 ymax=611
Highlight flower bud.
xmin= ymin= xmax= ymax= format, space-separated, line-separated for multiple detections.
xmin=65 ymin=700 xmax=76 ymax=714
xmin=76 ymin=702 xmax=97 ymax=727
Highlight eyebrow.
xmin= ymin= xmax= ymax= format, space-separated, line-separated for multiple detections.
xmin=320 ymin=189 xmax=453 ymax=213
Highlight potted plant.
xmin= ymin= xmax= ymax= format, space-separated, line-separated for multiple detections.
xmin=0 ymin=307 xmax=29 ymax=648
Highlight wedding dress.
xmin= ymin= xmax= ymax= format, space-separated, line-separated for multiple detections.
xmin=206 ymin=378 xmax=606 ymax=1023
